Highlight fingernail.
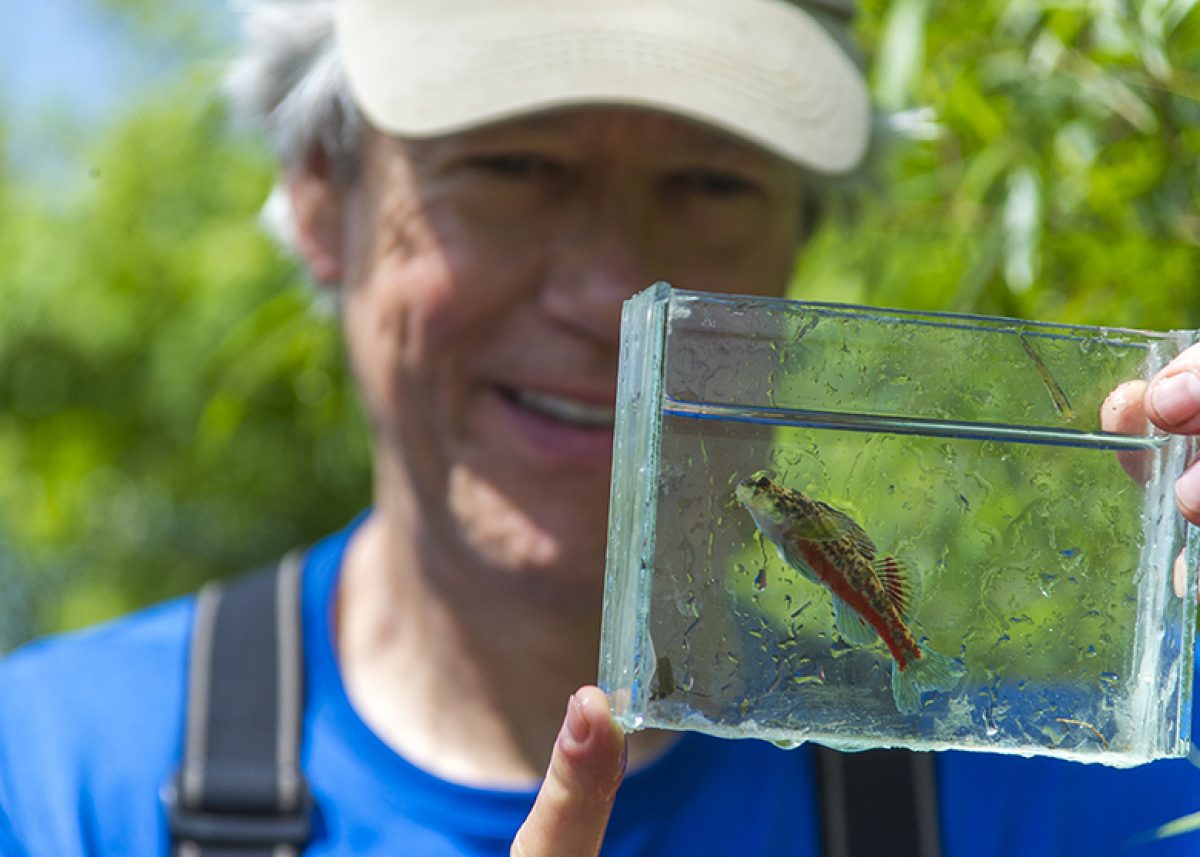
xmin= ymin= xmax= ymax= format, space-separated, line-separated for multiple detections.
xmin=563 ymin=693 xmax=590 ymax=746
xmin=1152 ymin=372 xmax=1200 ymax=426
xmin=1176 ymin=466 xmax=1200 ymax=516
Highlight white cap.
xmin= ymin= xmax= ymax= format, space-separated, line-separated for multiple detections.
xmin=335 ymin=0 xmax=871 ymax=175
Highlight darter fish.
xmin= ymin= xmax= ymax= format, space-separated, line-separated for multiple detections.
xmin=735 ymin=470 xmax=964 ymax=714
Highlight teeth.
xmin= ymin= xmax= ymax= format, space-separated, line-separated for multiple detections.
xmin=514 ymin=390 xmax=615 ymax=427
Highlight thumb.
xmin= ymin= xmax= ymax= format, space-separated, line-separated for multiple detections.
xmin=511 ymin=686 xmax=627 ymax=857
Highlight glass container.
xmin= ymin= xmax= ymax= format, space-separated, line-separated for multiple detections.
xmin=600 ymin=283 xmax=1198 ymax=767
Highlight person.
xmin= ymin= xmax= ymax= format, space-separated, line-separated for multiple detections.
xmin=1 ymin=1 xmax=1198 ymax=855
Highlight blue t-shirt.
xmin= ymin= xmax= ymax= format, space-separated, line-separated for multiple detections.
xmin=1 ymin=518 xmax=1199 ymax=856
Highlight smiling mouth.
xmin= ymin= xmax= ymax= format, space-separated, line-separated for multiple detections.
xmin=504 ymin=388 xmax=615 ymax=428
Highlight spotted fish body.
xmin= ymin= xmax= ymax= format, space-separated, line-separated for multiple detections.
xmin=735 ymin=470 xmax=964 ymax=714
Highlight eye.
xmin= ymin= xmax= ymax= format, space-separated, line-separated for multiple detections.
xmin=466 ymin=153 xmax=565 ymax=181
xmin=667 ymin=168 xmax=761 ymax=198
xmin=755 ymin=475 xmax=771 ymax=489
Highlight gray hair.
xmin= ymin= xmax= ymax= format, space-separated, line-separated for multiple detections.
xmin=225 ymin=0 xmax=362 ymax=254
xmin=225 ymin=0 xmax=361 ymax=175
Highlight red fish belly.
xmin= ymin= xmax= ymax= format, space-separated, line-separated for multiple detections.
xmin=795 ymin=541 xmax=915 ymax=670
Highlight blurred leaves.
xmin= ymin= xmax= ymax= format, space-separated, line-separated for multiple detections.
xmin=872 ymin=0 xmax=933 ymax=110
xmin=796 ymin=0 xmax=1200 ymax=329
xmin=0 ymin=85 xmax=368 ymax=644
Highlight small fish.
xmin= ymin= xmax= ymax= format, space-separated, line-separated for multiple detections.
xmin=735 ymin=470 xmax=965 ymax=714
xmin=1019 ymin=335 xmax=1074 ymax=419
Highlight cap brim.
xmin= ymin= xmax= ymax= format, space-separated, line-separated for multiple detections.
xmin=336 ymin=0 xmax=870 ymax=175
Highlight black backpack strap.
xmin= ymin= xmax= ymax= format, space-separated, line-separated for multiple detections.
xmin=164 ymin=551 xmax=312 ymax=856
xmin=813 ymin=746 xmax=942 ymax=857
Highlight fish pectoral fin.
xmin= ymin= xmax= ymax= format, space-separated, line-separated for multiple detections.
xmin=780 ymin=547 xmax=823 ymax=586
xmin=833 ymin=596 xmax=877 ymax=645
xmin=873 ymin=556 xmax=913 ymax=619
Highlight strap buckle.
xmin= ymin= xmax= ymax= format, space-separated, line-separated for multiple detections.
xmin=161 ymin=779 xmax=313 ymax=847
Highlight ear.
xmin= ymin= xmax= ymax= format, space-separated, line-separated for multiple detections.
xmin=286 ymin=145 xmax=346 ymax=286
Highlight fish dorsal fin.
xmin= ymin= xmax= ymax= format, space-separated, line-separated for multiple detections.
xmin=841 ymin=517 xmax=877 ymax=561
xmin=820 ymin=501 xmax=876 ymax=560
xmin=786 ymin=504 xmax=846 ymax=541
xmin=789 ymin=501 xmax=875 ymax=559
xmin=873 ymin=555 xmax=912 ymax=618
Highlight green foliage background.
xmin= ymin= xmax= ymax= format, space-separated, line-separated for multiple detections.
xmin=1 ymin=0 xmax=1197 ymax=648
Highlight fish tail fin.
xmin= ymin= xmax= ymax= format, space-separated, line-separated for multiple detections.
xmin=891 ymin=643 xmax=966 ymax=714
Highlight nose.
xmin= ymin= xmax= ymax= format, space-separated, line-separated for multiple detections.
xmin=538 ymin=184 xmax=657 ymax=347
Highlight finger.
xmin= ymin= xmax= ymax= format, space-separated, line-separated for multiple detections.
xmin=1140 ymin=350 xmax=1200 ymax=524
xmin=1175 ymin=467 xmax=1200 ymax=526
xmin=1146 ymin=344 xmax=1200 ymax=435
xmin=1173 ymin=549 xmax=1189 ymax=600
xmin=511 ymin=687 xmax=627 ymax=857
xmin=1101 ymin=380 xmax=1151 ymax=483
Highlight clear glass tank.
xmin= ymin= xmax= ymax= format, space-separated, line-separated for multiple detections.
xmin=600 ymin=283 xmax=1198 ymax=767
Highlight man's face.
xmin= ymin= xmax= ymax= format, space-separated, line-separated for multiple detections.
xmin=336 ymin=108 xmax=806 ymax=602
